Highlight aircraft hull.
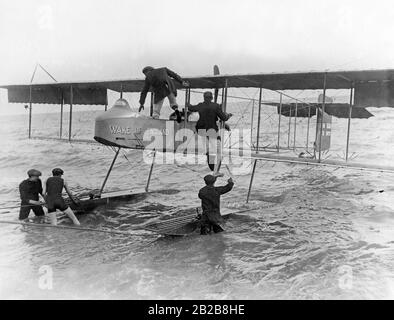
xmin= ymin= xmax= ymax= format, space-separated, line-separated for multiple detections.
xmin=95 ymin=116 xmax=198 ymax=151
xmin=94 ymin=99 xmax=199 ymax=152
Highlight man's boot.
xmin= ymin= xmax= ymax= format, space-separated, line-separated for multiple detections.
xmin=174 ymin=108 xmax=182 ymax=123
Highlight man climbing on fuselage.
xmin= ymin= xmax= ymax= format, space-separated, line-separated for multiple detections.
xmin=139 ymin=66 xmax=189 ymax=122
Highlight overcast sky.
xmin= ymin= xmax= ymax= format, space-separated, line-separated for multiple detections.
xmin=1 ymin=0 xmax=394 ymax=113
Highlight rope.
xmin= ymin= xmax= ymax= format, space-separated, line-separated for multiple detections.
xmin=37 ymin=63 xmax=57 ymax=83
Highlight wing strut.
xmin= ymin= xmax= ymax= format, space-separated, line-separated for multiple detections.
xmin=256 ymin=87 xmax=263 ymax=152
xmin=98 ymin=147 xmax=121 ymax=197
xmin=69 ymin=85 xmax=73 ymax=141
xmin=318 ymin=73 xmax=327 ymax=162
xmin=246 ymin=160 xmax=258 ymax=203
xmin=214 ymin=79 xmax=228 ymax=175
xmin=345 ymin=83 xmax=354 ymax=161
xmin=145 ymin=149 xmax=156 ymax=192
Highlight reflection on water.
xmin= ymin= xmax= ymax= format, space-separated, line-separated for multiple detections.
xmin=0 ymin=111 xmax=393 ymax=299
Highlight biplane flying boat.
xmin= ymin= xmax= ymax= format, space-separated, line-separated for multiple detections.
xmin=2 ymin=65 xmax=394 ymax=214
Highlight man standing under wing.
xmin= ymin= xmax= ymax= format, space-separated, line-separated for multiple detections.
xmin=187 ymin=91 xmax=232 ymax=175
xmin=139 ymin=66 xmax=189 ymax=121
xmin=43 ymin=168 xmax=80 ymax=226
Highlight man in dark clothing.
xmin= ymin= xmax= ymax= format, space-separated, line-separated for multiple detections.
xmin=139 ymin=66 xmax=189 ymax=121
xmin=188 ymin=91 xmax=233 ymax=174
xmin=198 ymin=174 xmax=234 ymax=235
xmin=188 ymin=91 xmax=232 ymax=131
xmin=43 ymin=168 xmax=80 ymax=226
xmin=19 ymin=169 xmax=46 ymax=221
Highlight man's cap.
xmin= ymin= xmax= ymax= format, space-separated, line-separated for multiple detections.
xmin=52 ymin=168 xmax=64 ymax=175
xmin=203 ymin=91 xmax=213 ymax=99
xmin=27 ymin=169 xmax=41 ymax=177
xmin=142 ymin=66 xmax=154 ymax=74
xmin=204 ymin=174 xmax=217 ymax=185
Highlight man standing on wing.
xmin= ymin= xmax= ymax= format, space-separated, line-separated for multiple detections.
xmin=139 ymin=66 xmax=189 ymax=121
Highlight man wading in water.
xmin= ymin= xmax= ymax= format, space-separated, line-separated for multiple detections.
xmin=43 ymin=168 xmax=80 ymax=226
xmin=198 ymin=174 xmax=234 ymax=235
xmin=18 ymin=169 xmax=46 ymax=222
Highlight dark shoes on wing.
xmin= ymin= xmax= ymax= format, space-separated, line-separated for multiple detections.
xmin=175 ymin=109 xmax=182 ymax=123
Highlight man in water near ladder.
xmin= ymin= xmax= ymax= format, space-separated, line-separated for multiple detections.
xmin=43 ymin=168 xmax=80 ymax=226
xmin=198 ymin=174 xmax=234 ymax=235
xmin=187 ymin=91 xmax=233 ymax=176
xmin=18 ymin=169 xmax=46 ymax=222
xmin=139 ymin=66 xmax=190 ymax=121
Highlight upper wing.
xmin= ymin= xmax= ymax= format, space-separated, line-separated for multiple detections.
xmin=2 ymin=68 xmax=394 ymax=107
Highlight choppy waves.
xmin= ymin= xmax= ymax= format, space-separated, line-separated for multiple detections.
xmin=0 ymin=111 xmax=393 ymax=299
